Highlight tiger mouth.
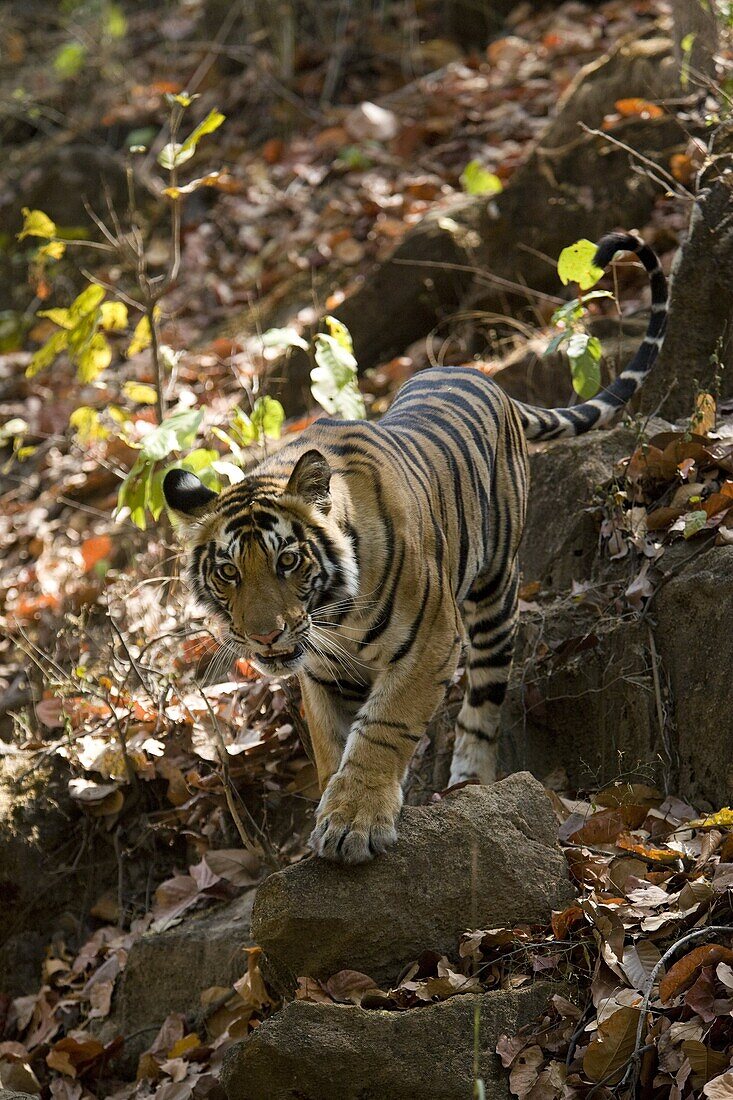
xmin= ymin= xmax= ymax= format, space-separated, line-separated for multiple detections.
xmin=253 ymin=643 xmax=305 ymax=671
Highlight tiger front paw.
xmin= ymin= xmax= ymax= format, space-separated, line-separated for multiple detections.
xmin=308 ymin=772 xmax=403 ymax=864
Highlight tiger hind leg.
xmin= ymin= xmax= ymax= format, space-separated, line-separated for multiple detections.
xmin=449 ymin=562 xmax=519 ymax=786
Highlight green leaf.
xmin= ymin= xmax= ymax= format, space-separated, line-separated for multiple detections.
xmin=100 ymin=301 xmax=128 ymax=331
xmin=180 ymin=108 xmax=225 ymax=154
xmin=230 ymin=407 xmax=257 ymax=447
xmin=544 ymin=331 xmax=570 ymax=357
xmin=116 ymin=459 xmax=149 ymax=529
xmin=181 ymin=447 xmax=218 ymax=474
xmin=54 ymin=42 xmax=87 ymax=79
xmin=69 ymin=406 xmax=109 ymax=445
xmin=261 ymin=326 xmax=308 ymax=352
xmin=147 ymin=467 xmax=166 ymax=521
xmin=459 ymin=160 xmax=503 ymax=196
xmin=104 ymin=3 xmax=127 ymax=38
xmin=312 ymin=333 xmax=365 ymax=419
xmin=210 ymin=425 xmax=243 ymax=461
xmin=684 ymin=510 xmax=708 ymax=539
xmin=157 ymin=142 xmax=195 ymax=171
xmin=18 ymin=208 xmax=56 ymax=241
xmin=139 ymin=408 xmax=203 ymax=461
xmin=250 ymin=396 xmax=285 ymax=441
xmin=122 ymin=381 xmax=158 ymax=405
xmin=567 ymin=332 xmax=602 ymax=399
xmin=551 ymin=290 xmax=614 ymax=326
xmin=125 ymin=126 xmax=157 ymax=150
xmin=26 ymin=329 xmax=68 ymax=377
xmin=558 ymin=239 xmax=604 ymax=291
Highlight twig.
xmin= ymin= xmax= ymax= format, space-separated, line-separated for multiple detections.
xmin=577 ymin=123 xmax=693 ymax=200
xmin=280 ymin=679 xmax=314 ymax=764
xmin=623 ymin=924 xmax=733 ymax=1094
xmin=392 ymin=257 xmax=565 ymax=305
xmin=641 ymin=531 xmax=718 ymax=615
xmin=194 ymin=683 xmax=280 ymax=870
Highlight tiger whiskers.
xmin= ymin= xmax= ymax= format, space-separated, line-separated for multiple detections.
xmin=308 ymin=624 xmax=377 ymax=682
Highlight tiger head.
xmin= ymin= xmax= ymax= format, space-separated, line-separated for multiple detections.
xmin=163 ymin=449 xmax=358 ymax=675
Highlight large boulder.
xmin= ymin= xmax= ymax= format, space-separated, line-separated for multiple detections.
xmin=521 ymin=425 xmax=635 ymax=591
xmin=107 ymin=892 xmax=256 ymax=1075
xmin=117 ymin=891 xmax=256 ymax=1029
xmin=501 ymin=544 xmax=733 ymax=811
xmin=253 ymin=773 xmax=573 ymax=991
xmin=221 ymin=982 xmax=562 ymax=1100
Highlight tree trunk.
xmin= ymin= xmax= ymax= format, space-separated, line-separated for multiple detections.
xmin=671 ymin=0 xmax=718 ymax=86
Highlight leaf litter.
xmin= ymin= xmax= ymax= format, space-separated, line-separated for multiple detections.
xmin=0 ymin=0 xmax=721 ymax=1096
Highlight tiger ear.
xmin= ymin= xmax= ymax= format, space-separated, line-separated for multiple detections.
xmin=163 ymin=468 xmax=218 ymax=525
xmin=286 ymin=449 xmax=331 ymax=511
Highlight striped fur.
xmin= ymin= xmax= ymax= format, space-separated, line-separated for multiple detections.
xmin=164 ymin=232 xmax=667 ymax=863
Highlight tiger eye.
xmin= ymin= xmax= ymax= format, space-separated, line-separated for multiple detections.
xmin=214 ymin=562 xmax=239 ymax=584
xmin=278 ymin=550 xmax=300 ymax=571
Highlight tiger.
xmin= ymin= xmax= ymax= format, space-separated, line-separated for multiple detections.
xmin=164 ymin=232 xmax=667 ymax=864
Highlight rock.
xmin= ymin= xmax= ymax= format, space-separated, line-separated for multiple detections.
xmin=117 ymin=891 xmax=255 ymax=1028
xmin=1 ymin=756 xmax=116 ymax=997
xmin=655 ymin=546 xmax=733 ymax=806
xmin=521 ymin=425 xmax=636 ymax=592
xmin=344 ymin=102 xmax=398 ymax=143
xmin=641 ymin=144 xmax=733 ymax=420
xmin=109 ymin=892 xmax=255 ymax=1074
xmin=501 ymin=602 xmax=657 ymax=792
xmin=221 ymin=982 xmax=563 ymax=1100
xmin=253 ymin=774 xmax=573 ymax=991
xmin=0 ymin=1092 xmax=40 ymax=1100
xmin=501 ymin=545 xmax=733 ymax=811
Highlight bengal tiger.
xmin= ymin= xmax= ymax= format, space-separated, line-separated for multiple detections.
xmin=164 ymin=232 xmax=667 ymax=864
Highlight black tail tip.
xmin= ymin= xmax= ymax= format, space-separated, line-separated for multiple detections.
xmin=593 ymin=232 xmax=642 ymax=270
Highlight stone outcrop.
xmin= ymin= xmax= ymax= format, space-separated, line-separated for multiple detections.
xmin=221 ymin=983 xmax=562 ymax=1100
xmin=253 ymin=773 xmax=573 ymax=992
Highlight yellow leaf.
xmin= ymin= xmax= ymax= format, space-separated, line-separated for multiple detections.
xmin=18 ymin=207 xmax=56 ymax=240
xmin=100 ymin=300 xmax=128 ymax=331
xmin=179 ymin=108 xmax=225 ymax=156
xmin=26 ymin=329 xmax=68 ymax=377
xmin=68 ymin=283 xmax=106 ymax=321
xmin=167 ymin=1033 xmax=201 ymax=1059
xmin=69 ymin=406 xmax=110 ymax=445
xmin=122 ymin=381 xmax=158 ymax=404
xmin=76 ymin=333 xmax=112 ymax=382
xmin=689 ymin=807 xmax=733 ymax=829
xmin=127 ymin=315 xmax=152 ymax=357
xmin=38 ymin=240 xmax=66 ymax=260
xmin=37 ymin=307 xmax=72 ymax=329
xmin=558 ymin=239 xmax=604 ymax=291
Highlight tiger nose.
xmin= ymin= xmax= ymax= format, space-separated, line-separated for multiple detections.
xmin=249 ymin=627 xmax=284 ymax=647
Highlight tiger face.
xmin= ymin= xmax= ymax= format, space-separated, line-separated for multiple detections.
xmin=163 ymin=449 xmax=358 ymax=676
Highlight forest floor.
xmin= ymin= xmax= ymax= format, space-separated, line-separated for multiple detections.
xmin=3 ymin=2 xmax=733 ymax=1098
